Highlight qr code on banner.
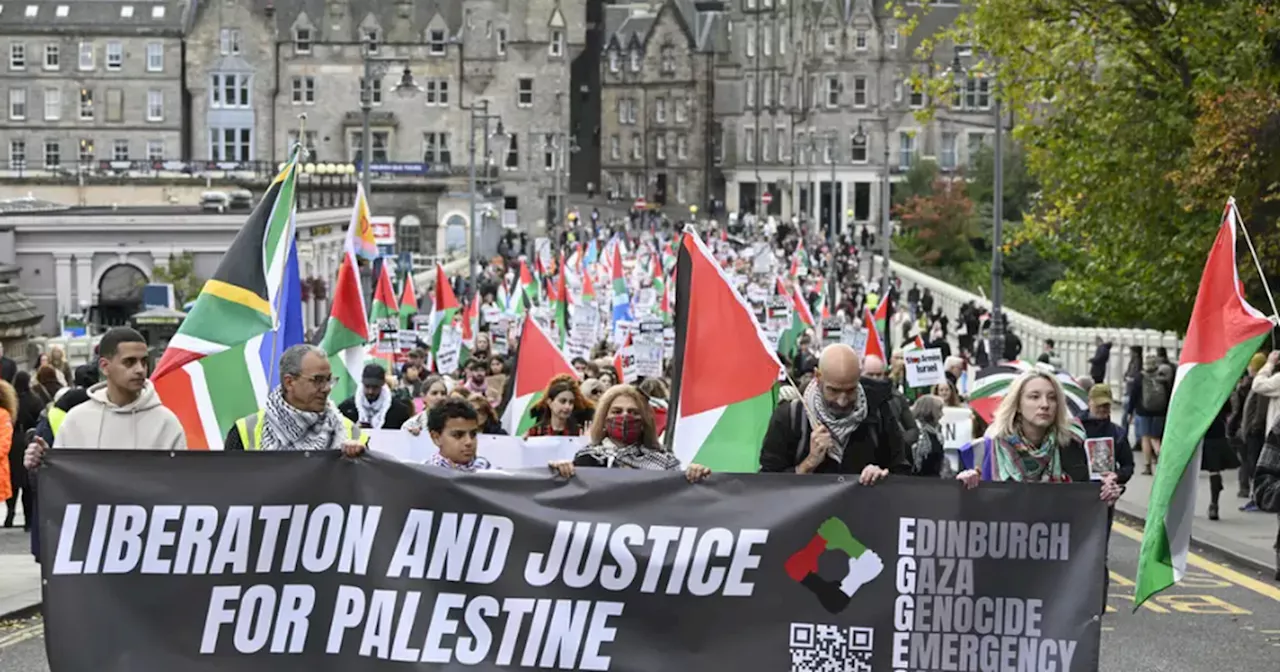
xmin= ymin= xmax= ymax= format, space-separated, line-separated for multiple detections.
xmin=789 ymin=623 xmax=874 ymax=672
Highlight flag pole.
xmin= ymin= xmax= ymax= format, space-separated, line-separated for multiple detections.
xmin=1230 ymin=197 xmax=1280 ymax=325
xmin=267 ymin=114 xmax=305 ymax=388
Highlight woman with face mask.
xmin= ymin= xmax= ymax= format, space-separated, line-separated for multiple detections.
xmin=548 ymin=384 xmax=710 ymax=483
xmin=524 ymin=374 xmax=594 ymax=437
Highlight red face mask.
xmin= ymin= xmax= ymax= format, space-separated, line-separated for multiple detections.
xmin=606 ymin=414 xmax=644 ymax=445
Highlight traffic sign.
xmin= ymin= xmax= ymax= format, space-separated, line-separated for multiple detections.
xmin=634 ymin=197 xmax=647 ymax=210
xmin=762 ymin=192 xmax=773 ymax=206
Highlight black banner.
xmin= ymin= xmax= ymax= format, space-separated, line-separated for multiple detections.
xmin=39 ymin=451 xmax=1108 ymax=671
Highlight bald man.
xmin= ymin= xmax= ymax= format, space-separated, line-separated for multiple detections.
xmin=760 ymin=344 xmax=909 ymax=481
xmin=862 ymin=355 xmax=919 ymax=448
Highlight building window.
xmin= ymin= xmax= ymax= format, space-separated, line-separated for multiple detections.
xmin=629 ymin=132 xmax=641 ymax=160
xmin=79 ymin=88 xmax=93 ymax=120
xmin=146 ymin=43 xmax=163 ymax=71
xmin=9 ymin=43 xmax=25 ymax=70
xmin=424 ymin=79 xmax=448 ymax=106
xmin=899 ymin=131 xmax=915 ymax=168
xmin=44 ymin=140 xmax=60 ymax=168
xmin=655 ymin=134 xmax=666 ymax=161
xmin=852 ymin=76 xmax=867 ymax=107
xmin=893 ymin=79 xmax=904 ymax=103
xmin=219 ymin=28 xmax=241 ymax=56
xmin=608 ymin=50 xmax=619 ymax=73
xmin=626 ymin=97 xmax=637 ymax=123
xmin=78 ymin=42 xmax=93 ymax=70
xmin=361 ymin=77 xmax=383 ymax=106
xmin=779 ymin=80 xmax=790 ymax=107
xmin=9 ymin=140 xmax=26 ymax=169
xmin=762 ymin=77 xmax=774 ymax=107
xmin=760 ymin=131 xmax=770 ymax=161
xmin=655 ymin=97 xmax=666 ymax=123
xmin=44 ymin=43 xmax=58 ymax=70
xmin=746 ymin=26 xmax=756 ymax=58
xmin=504 ymin=133 xmax=519 ymax=169
xmin=146 ymin=90 xmax=163 ymax=121
xmin=628 ymin=49 xmax=640 ymax=72
xmin=363 ymin=28 xmax=380 ymax=54
xmin=147 ymin=140 xmax=164 ymax=161
xmin=779 ymin=22 xmax=787 ymax=55
xmin=964 ymin=76 xmax=992 ymax=110
xmin=660 ymin=44 xmax=674 ymax=72
xmin=43 ymin=88 xmax=60 ymax=120
xmin=550 ymin=29 xmax=564 ymax=57
xmin=517 ymin=78 xmax=533 ymax=107
xmin=112 ymin=139 xmax=129 ymax=161
xmin=429 ymin=29 xmax=447 ymax=55
xmin=120 ymin=5 xmax=132 ymax=17
xmin=544 ymin=134 xmax=556 ymax=170
xmin=887 ymin=30 xmax=898 ymax=49
xmin=348 ymin=131 xmax=388 ymax=163
xmin=677 ymin=134 xmax=688 ymax=160
xmin=609 ymin=134 xmax=620 ymax=159
xmin=850 ymin=134 xmax=867 ymax=163
xmin=763 ymin=28 xmax=772 ymax=56
xmin=211 ymin=74 xmax=251 ymax=108
xmin=8 ymin=89 xmax=26 ymax=120
xmin=910 ymin=84 xmax=925 ymax=109
xmin=286 ymin=130 xmax=317 ymax=161
xmin=292 ymin=76 xmax=316 ymax=105
xmin=825 ymin=75 xmax=840 ymax=108
xmin=675 ymin=98 xmax=688 ymax=123
xmin=294 ymin=27 xmax=312 ymax=54
xmin=106 ymin=42 xmax=123 ymax=70
xmin=422 ymin=132 xmax=452 ymax=165
xmin=675 ymin=175 xmax=687 ymax=203
xmin=496 ymin=28 xmax=508 ymax=55
xmin=78 ymin=138 xmax=94 ymax=163
xmin=823 ymin=30 xmax=835 ymax=52
xmin=855 ymin=30 xmax=867 ymax=50
xmin=716 ymin=129 xmax=725 ymax=163
xmin=777 ymin=128 xmax=788 ymax=160
xmin=744 ymin=128 xmax=755 ymax=162
xmin=941 ymin=132 xmax=957 ymax=170
xmin=745 ymin=78 xmax=756 ymax=108
xmin=211 ymin=128 xmax=253 ymax=162
xmin=152 ymin=5 xmax=164 ymax=18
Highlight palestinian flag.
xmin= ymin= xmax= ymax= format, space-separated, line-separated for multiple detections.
xmin=369 ymin=261 xmax=399 ymax=365
xmin=459 ymin=299 xmax=479 ymax=368
xmin=552 ymin=253 xmax=571 ymax=349
xmin=427 ymin=264 xmax=460 ymax=363
xmin=613 ymin=332 xmax=635 ymax=384
xmin=862 ymin=307 xmax=886 ymax=361
xmin=903 ymin=334 xmax=925 ymax=351
xmin=814 ymin=278 xmax=831 ymax=320
xmin=1135 ymin=200 xmax=1273 ymax=607
xmin=513 ymin=260 xmax=536 ymax=315
xmin=499 ymin=314 xmax=578 ymax=435
xmin=652 ymin=253 xmax=670 ymax=323
xmin=874 ymin=295 xmax=890 ymax=346
xmin=778 ymin=283 xmax=815 ymax=360
xmin=318 ymin=195 xmax=373 ymax=403
xmin=785 ymin=517 xmax=884 ymax=614
xmin=666 ymin=228 xmax=782 ymax=472
xmin=610 ymin=243 xmax=633 ymax=324
xmin=790 ymin=245 xmax=810 ymax=278
xmin=152 ymin=159 xmax=302 ymax=449
xmin=399 ymin=271 xmax=419 ymax=329
xmin=968 ymin=360 xmax=1088 ymax=424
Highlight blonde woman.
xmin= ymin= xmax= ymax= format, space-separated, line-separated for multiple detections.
xmin=548 ymin=384 xmax=710 ymax=482
xmin=955 ymin=371 xmax=1123 ymax=505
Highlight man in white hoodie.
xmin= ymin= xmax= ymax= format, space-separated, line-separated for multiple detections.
xmin=26 ymin=327 xmax=185 ymax=464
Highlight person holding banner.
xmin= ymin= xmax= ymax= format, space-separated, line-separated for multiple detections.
xmin=525 ymin=374 xmax=593 ymax=438
xmin=548 ymin=384 xmax=710 ymax=482
xmin=954 ymin=371 xmax=1123 ymax=505
xmin=222 ymin=345 xmax=366 ymax=455
xmin=759 ymin=344 xmax=909 ymax=482
xmin=424 ymin=397 xmax=492 ymax=472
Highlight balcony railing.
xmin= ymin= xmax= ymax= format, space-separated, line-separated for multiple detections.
xmin=0 ymin=159 xmax=475 ymax=181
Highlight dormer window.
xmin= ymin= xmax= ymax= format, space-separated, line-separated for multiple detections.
xmin=294 ymin=27 xmax=312 ymax=54
xmin=363 ymin=28 xmax=380 ymax=54
xmin=429 ymin=29 xmax=446 ymax=55
xmin=660 ymin=44 xmax=674 ymax=73
xmin=608 ymin=49 xmax=619 ymax=73
xmin=120 ymin=5 xmax=133 ymax=17
xmin=55 ymin=5 xmax=67 ymax=17
xmin=549 ymin=29 xmax=564 ymax=57
xmin=628 ymin=48 xmax=640 ymax=72
xmin=151 ymin=5 xmax=164 ymax=18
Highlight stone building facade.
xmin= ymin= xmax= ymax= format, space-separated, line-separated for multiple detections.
xmin=0 ymin=0 xmax=188 ymax=172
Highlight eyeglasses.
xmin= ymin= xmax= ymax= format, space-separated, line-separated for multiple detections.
xmin=297 ymin=374 xmax=335 ymax=388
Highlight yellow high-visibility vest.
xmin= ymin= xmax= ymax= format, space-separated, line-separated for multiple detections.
xmin=234 ymin=409 xmax=366 ymax=451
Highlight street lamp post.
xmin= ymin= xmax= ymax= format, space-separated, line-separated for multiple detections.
xmin=826 ymin=131 xmax=838 ymax=305
xmin=952 ymin=47 xmax=1005 ymax=362
xmin=359 ymin=38 xmax=422 ymax=207
xmin=468 ymin=102 xmax=507 ymax=289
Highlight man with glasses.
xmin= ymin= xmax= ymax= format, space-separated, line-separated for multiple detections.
xmin=759 ymin=344 xmax=909 ymax=481
xmin=224 ymin=344 xmax=366 ymax=454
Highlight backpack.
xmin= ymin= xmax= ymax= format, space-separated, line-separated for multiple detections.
xmin=1141 ymin=371 xmax=1170 ymax=414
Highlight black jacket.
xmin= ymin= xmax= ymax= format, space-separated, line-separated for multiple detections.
xmin=0 ymin=356 xmax=15 ymax=384
xmin=1079 ymin=415 xmax=1134 ymax=484
xmin=759 ymin=379 xmax=910 ymax=475
xmin=1089 ymin=343 xmax=1112 ymax=382
xmin=338 ymin=396 xmax=415 ymax=430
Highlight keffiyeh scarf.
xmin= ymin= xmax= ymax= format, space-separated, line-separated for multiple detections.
xmin=261 ymin=387 xmax=347 ymax=452
xmin=803 ymin=379 xmax=869 ymax=461
xmin=356 ymin=386 xmax=392 ymax=429
xmin=428 ymin=452 xmax=492 ymax=472
xmin=994 ymin=431 xmax=1068 ymax=482
xmin=574 ymin=438 xmax=682 ymax=471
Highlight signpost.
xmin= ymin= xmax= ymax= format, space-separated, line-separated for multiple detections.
xmin=633 ymin=197 xmax=647 ymax=210
xmin=761 ymin=192 xmax=773 ymax=207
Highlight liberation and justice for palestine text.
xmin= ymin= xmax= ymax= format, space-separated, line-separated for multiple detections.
xmin=49 ymin=504 xmax=768 ymax=669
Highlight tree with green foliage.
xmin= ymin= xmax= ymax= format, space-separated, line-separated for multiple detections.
xmin=904 ymin=0 xmax=1280 ymax=333
xmin=151 ymin=252 xmax=204 ymax=307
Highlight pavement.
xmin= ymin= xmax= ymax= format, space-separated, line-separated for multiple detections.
xmin=0 ymin=504 xmax=37 ymax=623
xmin=1115 ymin=467 xmax=1278 ymax=575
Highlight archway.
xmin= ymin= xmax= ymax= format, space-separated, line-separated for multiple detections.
xmin=97 ymin=263 xmax=147 ymax=327
xmin=444 ymin=214 xmax=467 ymax=255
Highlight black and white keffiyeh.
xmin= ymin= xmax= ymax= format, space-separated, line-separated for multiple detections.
xmin=261 ymin=387 xmax=348 ymax=452
xmin=803 ymin=379 xmax=869 ymax=463
xmin=356 ymin=385 xmax=392 ymax=429
xmin=574 ymin=438 xmax=681 ymax=471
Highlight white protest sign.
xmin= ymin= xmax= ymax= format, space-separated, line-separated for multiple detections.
xmin=841 ymin=325 xmax=867 ymax=357
xmin=663 ymin=327 xmax=675 ymax=360
xmin=435 ymin=324 xmax=463 ymax=375
xmin=366 ymin=430 xmax=589 ymax=469
xmin=940 ymin=406 xmax=974 ymax=474
xmin=634 ymin=319 xmax=665 ymax=378
xmin=904 ymin=348 xmax=946 ymax=388
xmin=746 ymin=284 xmax=768 ymax=304
xmin=490 ymin=315 xmax=510 ymax=356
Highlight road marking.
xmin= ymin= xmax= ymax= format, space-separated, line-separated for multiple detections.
xmin=1111 ymin=520 xmax=1280 ymax=601
xmin=0 ymin=621 xmax=42 ymax=649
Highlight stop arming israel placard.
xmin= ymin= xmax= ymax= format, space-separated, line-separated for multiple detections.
xmin=38 ymin=451 xmax=1108 ymax=672
xmin=905 ymin=348 xmax=946 ymax=388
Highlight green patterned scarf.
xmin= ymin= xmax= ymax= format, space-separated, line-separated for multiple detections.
xmin=994 ymin=430 xmax=1069 ymax=483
